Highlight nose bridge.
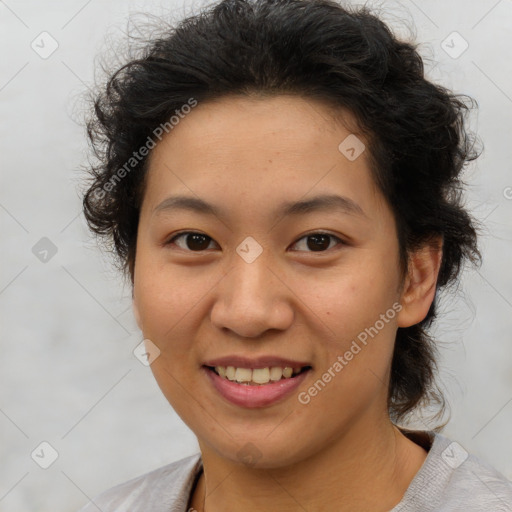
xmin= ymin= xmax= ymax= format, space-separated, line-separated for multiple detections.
xmin=211 ymin=237 xmax=293 ymax=336
xmin=232 ymin=245 xmax=273 ymax=301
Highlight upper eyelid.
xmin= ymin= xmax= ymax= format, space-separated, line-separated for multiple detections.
xmin=167 ymin=231 xmax=219 ymax=249
xmin=166 ymin=230 xmax=344 ymax=250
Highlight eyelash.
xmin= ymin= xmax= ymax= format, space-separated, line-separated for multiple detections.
xmin=165 ymin=231 xmax=345 ymax=253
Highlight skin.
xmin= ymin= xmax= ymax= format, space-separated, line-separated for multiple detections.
xmin=132 ymin=94 xmax=443 ymax=512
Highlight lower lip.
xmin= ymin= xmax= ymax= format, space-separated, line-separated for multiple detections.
xmin=203 ymin=366 xmax=311 ymax=408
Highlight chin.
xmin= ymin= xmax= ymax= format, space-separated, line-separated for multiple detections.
xmin=201 ymin=432 xmax=321 ymax=470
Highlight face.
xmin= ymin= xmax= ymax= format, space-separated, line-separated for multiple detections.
xmin=132 ymin=94 xmax=413 ymax=468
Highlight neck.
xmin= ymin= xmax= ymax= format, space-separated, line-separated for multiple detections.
xmin=190 ymin=418 xmax=428 ymax=512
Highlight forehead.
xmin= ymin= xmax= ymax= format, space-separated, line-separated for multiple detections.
xmin=141 ymin=94 xmax=383 ymax=219
xmin=150 ymin=94 xmax=360 ymax=154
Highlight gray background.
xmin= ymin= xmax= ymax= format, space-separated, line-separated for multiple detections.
xmin=1 ymin=0 xmax=511 ymax=510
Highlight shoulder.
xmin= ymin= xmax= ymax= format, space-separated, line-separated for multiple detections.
xmin=76 ymin=453 xmax=202 ymax=512
xmin=395 ymin=431 xmax=512 ymax=512
xmin=438 ymin=437 xmax=512 ymax=510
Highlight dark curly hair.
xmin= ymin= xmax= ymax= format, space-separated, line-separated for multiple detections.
xmin=82 ymin=0 xmax=482 ymax=425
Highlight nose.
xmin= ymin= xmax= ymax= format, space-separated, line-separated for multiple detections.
xmin=210 ymin=250 xmax=294 ymax=338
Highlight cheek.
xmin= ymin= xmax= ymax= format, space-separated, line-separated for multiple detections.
xmin=134 ymin=262 xmax=206 ymax=408
xmin=134 ymin=258 xmax=200 ymax=358
xmin=296 ymin=255 xmax=400 ymax=402
xmin=301 ymin=256 xmax=399 ymax=339
xmin=297 ymin=272 xmax=398 ymax=422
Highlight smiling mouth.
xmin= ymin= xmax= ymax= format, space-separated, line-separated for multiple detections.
xmin=205 ymin=365 xmax=312 ymax=385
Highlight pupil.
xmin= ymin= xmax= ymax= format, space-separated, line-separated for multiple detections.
xmin=307 ymin=234 xmax=329 ymax=251
xmin=187 ymin=234 xmax=210 ymax=251
xmin=184 ymin=234 xmax=330 ymax=251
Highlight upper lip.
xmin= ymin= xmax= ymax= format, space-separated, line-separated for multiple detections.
xmin=203 ymin=355 xmax=312 ymax=369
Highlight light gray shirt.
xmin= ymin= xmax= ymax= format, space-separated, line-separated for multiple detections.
xmin=77 ymin=431 xmax=512 ymax=511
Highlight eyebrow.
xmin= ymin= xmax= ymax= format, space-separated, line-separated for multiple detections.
xmin=152 ymin=193 xmax=367 ymax=220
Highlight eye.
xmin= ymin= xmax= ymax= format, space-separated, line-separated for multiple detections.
xmin=290 ymin=232 xmax=344 ymax=252
xmin=166 ymin=231 xmax=218 ymax=251
xmin=166 ymin=231 xmax=344 ymax=253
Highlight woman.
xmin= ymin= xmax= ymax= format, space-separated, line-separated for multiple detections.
xmin=78 ymin=0 xmax=512 ymax=510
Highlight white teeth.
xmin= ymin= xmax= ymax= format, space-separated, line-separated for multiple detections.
xmin=282 ymin=367 xmax=293 ymax=378
xmin=235 ymin=368 xmax=252 ymax=383
xmin=213 ymin=365 xmax=304 ymax=385
xmin=269 ymin=367 xmax=283 ymax=381
xmin=252 ymin=368 xmax=270 ymax=384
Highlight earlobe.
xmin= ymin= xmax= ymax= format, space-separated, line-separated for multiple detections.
xmin=397 ymin=237 xmax=443 ymax=328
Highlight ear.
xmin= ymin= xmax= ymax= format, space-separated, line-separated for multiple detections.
xmin=396 ymin=236 xmax=443 ymax=328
